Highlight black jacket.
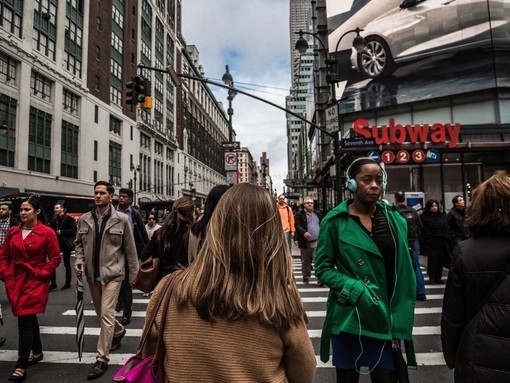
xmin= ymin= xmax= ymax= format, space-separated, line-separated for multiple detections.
xmin=447 ymin=207 xmax=468 ymax=243
xmin=441 ymin=236 xmax=510 ymax=382
xmin=294 ymin=208 xmax=322 ymax=249
xmin=50 ymin=213 xmax=77 ymax=250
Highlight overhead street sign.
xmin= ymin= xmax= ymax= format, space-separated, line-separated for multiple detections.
xmin=222 ymin=141 xmax=240 ymax=150
xmin=326 ymin=105 xmax=339 ymax=134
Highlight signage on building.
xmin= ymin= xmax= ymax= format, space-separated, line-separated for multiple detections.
xmin=326 ymin=105 xmax=339 ymax=134
xmin=341 ymin=137 xmax=376 ymax=148
xmin=222 ymin=141 xmax=240 ymax=150
xmin=226 ymin=171 xmax=237 ymax=185
xmin=380 ymin=148 xmax=440 ymax=164
xmin=224 ymin=152 xmax=237 ymax=171
xmin=353 ymin=118 xmax=461 ymax=148
xmin=366 ymin=150 xmax=380 ymax=162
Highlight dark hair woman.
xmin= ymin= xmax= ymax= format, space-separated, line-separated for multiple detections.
xmin=441 ymin=175 xmax=510 ymax=382
xmin=420 ymin=199 xmax=452 ymax=284
xmin=140 ymin=196 xmax=196 ymax=281
xmin=0 ymin=197 xmax=61 ymax=381
xmin=315 ymin=157 xmax=416 ymax=383
xmin=188 ymin=184 xmax=229 ymax=263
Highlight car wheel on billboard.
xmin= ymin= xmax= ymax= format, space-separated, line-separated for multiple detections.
xmin=358 ymin=36 xmax=395 ymax=79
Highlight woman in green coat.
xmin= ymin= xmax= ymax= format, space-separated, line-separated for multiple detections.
xmin=315 ymin=158 xmax=416 ymax=383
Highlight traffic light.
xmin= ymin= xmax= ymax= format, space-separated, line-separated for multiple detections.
xmin=140 ymin=79 xmax=152 ymax=109
xmin=125 ymin=75 xmax=145 ymax=105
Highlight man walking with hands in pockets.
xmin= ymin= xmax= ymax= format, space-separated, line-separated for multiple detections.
xmin=74 ymin=181 xmax=139 ymax=380
xmin=294 ymin=197 xmax=322 ymax=284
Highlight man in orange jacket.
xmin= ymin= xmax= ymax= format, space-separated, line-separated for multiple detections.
xmin=277 ymin=194 xmax=295 ymax=251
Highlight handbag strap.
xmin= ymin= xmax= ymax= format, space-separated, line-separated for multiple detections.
xmin=471 ymin=259 xmax=510 ymax=317
xmin=136 ymin=270 xmax=182 ymax=368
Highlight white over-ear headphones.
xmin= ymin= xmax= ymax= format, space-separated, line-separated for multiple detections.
xmin=345 ymin=157 xmax=387 ymax=194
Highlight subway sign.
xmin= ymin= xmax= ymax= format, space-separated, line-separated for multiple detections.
xmin=353 ymin=118 xmax=461 ymax=148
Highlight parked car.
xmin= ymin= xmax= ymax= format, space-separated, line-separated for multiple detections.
xmin=352 ymin=0 xmax=510 ymax=78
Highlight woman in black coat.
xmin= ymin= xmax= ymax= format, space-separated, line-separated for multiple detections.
xmin=441 ymin=175 xmax=510 ymax=382
xmin=420 ymin=199 xmax=452 ymax=284
xmin=140 ymin=196 xmax=196 ymax=281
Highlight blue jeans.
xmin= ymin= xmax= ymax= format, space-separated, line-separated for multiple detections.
xmin=284 ymin=231 xmax=293 ymax=251
xmin=412 ymin=239 xmax=426 ymax=295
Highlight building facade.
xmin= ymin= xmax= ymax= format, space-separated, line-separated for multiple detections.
xmin=0 ymin=0 xmax=241 ymax=212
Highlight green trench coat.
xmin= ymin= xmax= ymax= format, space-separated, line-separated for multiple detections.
xmin=315 ymin=200 xmax=416 ymax=365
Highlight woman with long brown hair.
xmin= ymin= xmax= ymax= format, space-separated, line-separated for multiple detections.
xmin=141 ymin=183 xmax=316 ymax=382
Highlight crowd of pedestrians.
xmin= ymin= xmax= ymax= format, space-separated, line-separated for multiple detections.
xmin=1 ymin=165 xmax=509 ymax=382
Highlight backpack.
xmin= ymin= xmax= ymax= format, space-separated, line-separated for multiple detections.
xmin=396 ymin=204 xmax=420 ymax=241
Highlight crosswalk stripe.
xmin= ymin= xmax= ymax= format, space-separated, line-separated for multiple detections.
xmin=63 ymin=306 xmax=442 ymax=318
xmin=39 ymin=324 xmax=442 ymax=338
xmin=0 ymin=349 xmax=447 ymax=367
xmin=307 ymin=326 xmax=440 ymax=338
xmin=315 ymin=352 xmax=447 ymax=367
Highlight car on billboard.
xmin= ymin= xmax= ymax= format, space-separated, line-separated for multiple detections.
xmin=351 ymin=0 xmax=510 ymax=79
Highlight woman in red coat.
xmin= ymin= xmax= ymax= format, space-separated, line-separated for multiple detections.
xmin=0 ymin=196 xmax=61 ymax=382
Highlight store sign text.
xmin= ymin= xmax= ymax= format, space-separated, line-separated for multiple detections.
xmin=353 ymin=118 xmax=461 ymax=148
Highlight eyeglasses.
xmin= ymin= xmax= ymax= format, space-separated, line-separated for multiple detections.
xmin=305 ymin=202 xmax=313 ymax=204
xmin=148 ymin=217 xmax=155 ymax=220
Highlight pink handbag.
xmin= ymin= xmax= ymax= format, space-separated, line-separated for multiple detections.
xmin=113 ymin=272 xmax=180 ymax=382
xmin=112 ymin=354 xmax=164 ymax=382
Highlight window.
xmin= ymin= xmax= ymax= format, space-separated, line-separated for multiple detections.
xmin=94 ymin=105 xmax=99 ymax=123
xmin=33 ymin=0 xmax=58 ymax=60
xmin=62 ymin=88 xmax=79 ymax=115
xmin=0 ymin=96 xmax=17 ymax=167
xmin=109 ymin=115 xmax=121 ymax=135
xmin=95 ymin=46 xmax=100 ymax=60
xmin=154 ymin=141 xmax=163 ymax=156
xmin=0 ymin=51 xmax=17 ymax=84
xmin=140 ymin=133 xmax=151 ymax=149
xmin=93 ymin=140 xmax=98 ymax=161
xmin=94 ymin=76 xmax=99 ymax=91
xmin=61 ymin=120 xmax=79 ymax=178
xmin=0 ymin=0 xmax=23 ymax=37
xmin=28 ymin=107 xmax=52 ymax=174
xmin=109 ymin=141 xmax=122 ymax=186
xmin=96 ymin=17 xmax=101 ymax=31
xmin=30 ymin=71 xmax=52 ymax=100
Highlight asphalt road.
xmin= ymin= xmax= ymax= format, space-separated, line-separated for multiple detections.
xmin=0 ymin=247 xmax=454 ymax=382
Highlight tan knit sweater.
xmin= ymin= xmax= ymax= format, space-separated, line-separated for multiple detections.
xmin=143 ymin=284 xmax=317 ymax=382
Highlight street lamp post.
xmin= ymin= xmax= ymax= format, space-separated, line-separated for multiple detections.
xmin=221 ymin=65 xmax=237 ymax=142
xmin=130 ymin=164 xmax=140 ymax=206
xmin=294 ymin=28 xmax=366 ymax=205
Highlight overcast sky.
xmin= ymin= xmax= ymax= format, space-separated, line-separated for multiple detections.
xmin=181 ymin=0 xmax=291 ymax=194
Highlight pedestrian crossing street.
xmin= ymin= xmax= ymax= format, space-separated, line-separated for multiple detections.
xmin=0 ymin=258 xmax=448 ymax=372
xmin=291 ymin=257 xmax=449 ymax=370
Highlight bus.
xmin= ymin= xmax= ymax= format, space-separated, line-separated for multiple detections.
xmin=0 ymin=192 xmax=94 ymax=221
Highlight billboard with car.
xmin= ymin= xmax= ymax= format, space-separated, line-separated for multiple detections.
xmin=327 ymin=0 xmax=510 ymax=114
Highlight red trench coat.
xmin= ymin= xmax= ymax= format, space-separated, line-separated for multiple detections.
xmin=0 ymin=221 xmax=61 ymax=316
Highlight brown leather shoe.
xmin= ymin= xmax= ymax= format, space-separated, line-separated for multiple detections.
xmin=87 ymin=361 xmax=108 ymax=380
xmin=110 ymin=328 xmax=126 ymax=351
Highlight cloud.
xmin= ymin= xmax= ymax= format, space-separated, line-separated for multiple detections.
xmin=182 ymin=0 xmax=290 ymax=194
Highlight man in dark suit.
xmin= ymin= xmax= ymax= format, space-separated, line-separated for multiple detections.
xmin=0 ymin=201 xmax=19 ymax=249
xmin=50 ymin=203 xmax=77 ymax=290
xmin=115 ymin=188 xmax=149 ymax=325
